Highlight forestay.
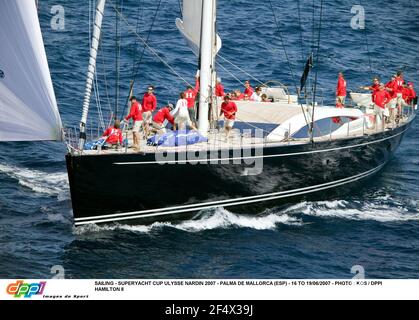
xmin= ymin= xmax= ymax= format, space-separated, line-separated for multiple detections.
xmin=176 ymin=0 xmax=222 ymax=55
xmin=0 ymin=0 xmax=62 ymax=141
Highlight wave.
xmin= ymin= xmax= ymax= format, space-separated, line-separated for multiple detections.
xmin=75 ymin=207 xmax=303 ymax=235
xmin=283 ymin=199 xmax=419 ymax=222
xmin=0 ymin=163 xmax=69 ymax=200
xmin=75 ymin=195 xmax=419 ymax=235
xmin=171 ymin=208 xmax=303 ymax=232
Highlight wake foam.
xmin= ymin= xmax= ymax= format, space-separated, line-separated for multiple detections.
xmin=284 ymin=199 xmax=419 ymax=222
xmin=75 ymin=207 xmax=303 ymax=234
xmin=75 ymin=195 xmax=419 ymax=235
xmin=74 ymin=223 xmax=152 ymax=235
xmin=0 ymin=163 xmax=69 ymax=199
xmin=173 ymin=208 xmax=302 ymax=231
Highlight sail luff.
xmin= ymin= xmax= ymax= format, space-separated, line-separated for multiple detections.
xmin=210 ymin=0 xmax=218 ymax=127
xmin=176 ymin=0 xmax=222 ymax=56
xmin=0 ymin=0 xmax=62 ymax=141
xmin=78 ymin=0 xmax=106 ymax=150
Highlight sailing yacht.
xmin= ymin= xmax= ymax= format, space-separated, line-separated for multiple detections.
xmin=0 ymin=1 xmax=416 ymax=227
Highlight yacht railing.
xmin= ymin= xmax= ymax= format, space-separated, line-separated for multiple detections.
xmin=303 ymin=87 xmax=325 ymax=108
xmin=65 ymin=102 xmax=416 ymax=155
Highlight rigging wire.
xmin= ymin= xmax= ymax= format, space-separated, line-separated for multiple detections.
xmin=267 ymin=0 xmax=297 ymax=86
xmin=311 ymin=0 xmax=316 ymax=53
xmin=178 ymin=0 xmax=183 ymax=16
xmin=89 ymin=0 xmax=107 ymax=133
xmin=305 ymin=0 xmax=316 ymax=101
xmin=129 ymin=0 xmax=162 ymax=83
xmin=296 ymin=0 xmax=305 ymax=61
xmin=94 ymin=69 xmax=106 ymax=131
xmin=130 ymin=0 xmax=144 ymax=77
xmin=310 ymin=0 xmax=325 ymax=143
xmin=268 ymin=0 xmax=310 ymax=127
xmin=359 ymin=0 xmax=374 ymax=78
xmin=215 ymin=61 xmax=245 ymax=86
xmin=100 ymin=42 xmax=115 ymax=125
xmin=94 ymin=0 xmax=115 ymax=128
xmin=119 ymin=0 xmax=163 ymax=119
xmin=114 ymin=0 xmax=124 ymax=120
xmin=218 ymin=55 xmax=264 ymax=86
xmin=107 ymin=0 xmax=306 ymax=135
xmin=88 ymin=0 xmax=91 ymax=47
xmin=108 ymin=0 xmax=195 ymax=92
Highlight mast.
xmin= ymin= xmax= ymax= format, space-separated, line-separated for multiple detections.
xmin=198 ymin=0 xmax=216 ymax=137
xmin=78 ymin=0 xmax=106 ymax=150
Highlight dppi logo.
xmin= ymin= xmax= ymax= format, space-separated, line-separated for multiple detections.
xmin=6 ymin=281 xmax=46 ymax=298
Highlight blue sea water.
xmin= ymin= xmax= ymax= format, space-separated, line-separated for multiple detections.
xmin=1 ymin=0 xmax=419 ymax=279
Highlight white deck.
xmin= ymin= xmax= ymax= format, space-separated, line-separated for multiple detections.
xmin=81 ymin=116 xmax=411 ymax=156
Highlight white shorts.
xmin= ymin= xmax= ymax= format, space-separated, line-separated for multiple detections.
xmin=389 ymin=98 xmax=398 ymax=109
xmin=143 ymin=111 xmax=152 ymax=123
xmin=133 ymin=120 xmax=143 ymax=133
xmin=175 ymin=115 xmax=192 ymax=128
xmin=374 ymin=105 xmax=384 ymax=118
xmin=336 ymin=96 xmax=346 ymax=105
xmin=390 ymin=94 xmax=407 ymax=109
xmin=152 ymin=122 xmax=166 ymax=133
xmin=224 ymin=119 xmax=235 ymax=128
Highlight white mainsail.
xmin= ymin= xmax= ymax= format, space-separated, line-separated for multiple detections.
xmin=176 ymin=0 xmax=222 ymax=56
xmin=0 ymin=0 xmax=62 ymax=141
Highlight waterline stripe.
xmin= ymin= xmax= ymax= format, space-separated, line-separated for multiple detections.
xmin=75 ymin=163 xmax=385 ymax=225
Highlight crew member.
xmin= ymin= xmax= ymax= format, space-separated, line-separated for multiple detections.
xmin=174 ymin=92 xmax=198 ymax=131
xmin=385 ymin=75 xmax=398 ymax=99
xmin=250 ymin=87 xmax=263 ymax=102
xmin=394 ymin=71 xmax=405 ymax=94
xmin=184 ymin=74 xmax=200 ymax=127
xmin=231 ymin=89 xmax=245 ymax=101
xmin=360 ymin=77 xmax=380 ymax=102
xmin=336 ymin=72 xmax=347 ymax=108
xmin=142 ymin=86 xmax=157 ymax=136
xmin=124 ymin=96 xmax=143 ymax=151
xmin=152 ymin=104 xmax=175 ymax=134
xmin=101 ymin=120 xmax=123 ymax=148
xmin=403 ymin=82 xmax=416 ymax=105
xmin=243 ymin=80 xmax=254 ymax=100
xmin=374 ymin=83 xmax=392 ymax=126
xmin=220 ymin=95 xmax=238 ymax=140
xmin=215 ymin=77 xmax=225 ymax=98
xmin=387 ymin=71 xmax=408 ymax=117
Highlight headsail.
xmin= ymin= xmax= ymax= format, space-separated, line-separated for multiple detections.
xmin=0 ymin=1 xmax=62 ymax=141
xmin=176 ymin=0 xmax=222 ymax=56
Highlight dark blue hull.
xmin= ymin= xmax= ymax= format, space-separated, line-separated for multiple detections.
xmin=66 ymin=121 xmax=413 ymax=226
